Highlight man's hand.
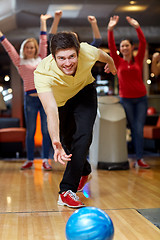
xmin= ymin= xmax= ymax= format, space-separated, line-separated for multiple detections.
xmin=104 ymin=63 xmax=117 ymax=75
xmin=104 ymin=63 xmax=110 ymax=74
xmin=53 ymin=142 xmax=72 ymax=165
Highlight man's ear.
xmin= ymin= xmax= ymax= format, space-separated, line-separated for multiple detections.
xmin=52 ymin=54 xmax=55 ymax=59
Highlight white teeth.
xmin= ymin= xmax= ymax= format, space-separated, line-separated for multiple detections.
xmin=65 ymin=67 xmax=72 ymax=70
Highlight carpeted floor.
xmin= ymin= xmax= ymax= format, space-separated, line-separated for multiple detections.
xmin=137 ymin=208 xmax=160 ymax=229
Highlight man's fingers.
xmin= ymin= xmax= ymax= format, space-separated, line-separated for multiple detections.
xmin=64 ymin=153 xmax=72 ymax=158
xmin=57 ymin=155 xmax=66 ymax=165
xmin=56 ymin=154 xmax=72 ymax=165
xmin=61 ymin=154 xmax=72 ymax=161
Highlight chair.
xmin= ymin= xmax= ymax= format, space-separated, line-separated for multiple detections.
xmin=0 ymin=118 xmax=26 ymax=158
xmin=143 ymin=115 xmax=160 ymax=152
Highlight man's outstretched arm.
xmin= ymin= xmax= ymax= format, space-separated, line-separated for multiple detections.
xmin=38 ymin=91 xmax=72 ymax=165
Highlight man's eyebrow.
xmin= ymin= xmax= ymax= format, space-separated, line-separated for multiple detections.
xmin=57 ymin=53 xmax=76 ymax=58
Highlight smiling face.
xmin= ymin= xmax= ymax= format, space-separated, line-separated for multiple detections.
xmin=23 ymin=41 xmax=37 ymax=59
xmin=120 ymin=40 xmax=134 ymax=58
xmin=54 ymin=48 xmax=78 ymax=76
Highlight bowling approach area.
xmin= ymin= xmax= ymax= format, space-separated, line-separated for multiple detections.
xmin=0 ymin=156 xmax=160 ymax=240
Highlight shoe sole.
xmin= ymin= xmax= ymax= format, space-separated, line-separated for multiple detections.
xmin=57 ymin=199 xmax=85 ymax=208
xmin=77 ymin=175 xmax=92 ymax=192
xmin=134 ymin=163 xmax=150 ymax=169
xmin=42 ymin=166 xmax=53 ymax=171
xmin=20 ymin=166 xmax=34 ymax=170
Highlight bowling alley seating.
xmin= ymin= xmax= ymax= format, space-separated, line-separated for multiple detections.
xmin=0 ymin=118 xmax=26 ymax=157
xmin=143 ymin=115 xmax=160 ymax=152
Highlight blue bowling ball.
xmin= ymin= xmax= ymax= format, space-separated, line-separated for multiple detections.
xmin=65 ymin=207 xmax=114 ymax=240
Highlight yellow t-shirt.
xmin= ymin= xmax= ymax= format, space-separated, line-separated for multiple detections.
xmin=34 ymin=42 xmax=100 ymax=107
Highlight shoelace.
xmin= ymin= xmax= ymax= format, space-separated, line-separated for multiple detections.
xmin=64 ymin=190 xmax=79 ymax=201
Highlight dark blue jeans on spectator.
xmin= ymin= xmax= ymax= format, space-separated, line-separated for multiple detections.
xmin=120 ymin=95 xmax=148 ymax=160
xmin=24 ymin=94 xmax=51 ymax=161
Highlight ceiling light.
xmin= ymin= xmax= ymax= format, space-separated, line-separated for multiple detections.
xmin=47 ymin=4 xmax=82 ymax=18
xmin=116 ymin=5 xmax=148 ymax=12
xmin=130 ymin=1 xmax=137 ymax=4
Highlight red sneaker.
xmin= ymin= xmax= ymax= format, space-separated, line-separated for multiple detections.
xmin=58 ymin=190 xmax=85 ymax=208
xmin=77 ymin=174 xmax=91 ymax=192
xmin=42 ymin=160 xmax=52 ymax=171
xmin=20 ymin=161 xmax=33 ymax=170
xmin=134 ymin=159 xmax=150 ymax=169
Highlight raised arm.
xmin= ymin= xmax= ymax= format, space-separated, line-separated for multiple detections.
xmin=107 ymin=15 xmax=119 ymax=31
xmin=47 ymin=10 xmax=62 ymax=54
xmin=40 ymin=14 xmax=52 ymax=32
xmin=49 ymin=10 xmax=62 ymax=34
xmin=0 ymin=30 xmax=20 ymax=67
xmin=39 ymin=14 xmax=52 ymax=59
xmin=151 ymin=52 xmax=160 ymax=76
xmin=88 ymin=16 xmax=101 ymax=39
xmin=38 ymin=91 xmax=72 ymax=165
xmin=126 ymin=16 xmax=139 ymax=29
xmin=126 ymin=16 xmax=146 ymax=64
xmin=88 ymin=15 xmax=102 ymax=47
xmin=107 ymin=15 xmax=121 ymax=66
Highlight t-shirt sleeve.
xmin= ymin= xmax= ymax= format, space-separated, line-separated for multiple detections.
xmin=34 ymin=58 xmax=53 ymax=93
xmin=80 ymin=42 xmax=100 ymax=62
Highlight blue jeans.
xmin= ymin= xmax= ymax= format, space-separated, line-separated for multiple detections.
xmin=24 ymin=94 xmax=51 ymax=161
xmin=120 ymin=96 xmax=148 ymax=160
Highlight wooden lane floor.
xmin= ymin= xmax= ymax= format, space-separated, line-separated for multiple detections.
xmin=0 ymin=156 xmax=160 ymax=239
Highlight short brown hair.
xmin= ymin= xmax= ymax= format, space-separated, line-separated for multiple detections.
xmin=50 ymin=31 xmax=80 ymax=58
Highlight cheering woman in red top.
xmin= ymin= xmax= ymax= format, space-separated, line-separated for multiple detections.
xmin=106 ymin=16 xmax=150 ymax=168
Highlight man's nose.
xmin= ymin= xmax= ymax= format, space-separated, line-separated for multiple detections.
xmin=65 ymin=59 xmax=71 ymax=65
